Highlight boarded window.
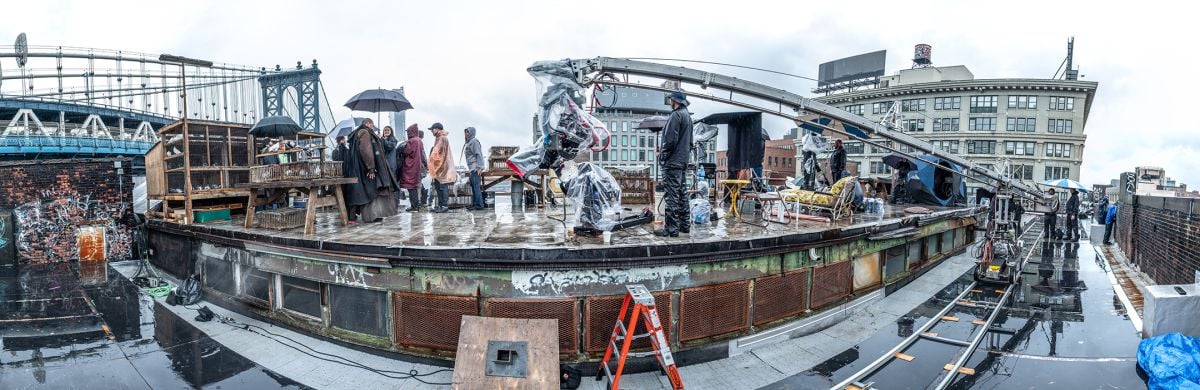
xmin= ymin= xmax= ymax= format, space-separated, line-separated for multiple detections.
xmin=281 ymin=276 xmax=322 ymax=318
xmin=241 ymin=268 xmax=271 ymax=303
xmin=202 ymin=258 xmax=236 ymax=295
xmin=884 ymin=245 xmax=907 ymax=280
xmin=329 ymin=284 xmax=389 ymax=337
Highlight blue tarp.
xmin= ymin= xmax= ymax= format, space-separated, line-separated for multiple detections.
xmin=1139 ymin=333 xmax=1200 ymax=390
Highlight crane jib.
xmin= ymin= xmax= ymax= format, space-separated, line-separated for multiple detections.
xmin=567 ymin=57 xmax=1047 ymax=204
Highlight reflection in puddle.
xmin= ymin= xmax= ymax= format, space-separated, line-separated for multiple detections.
xmin=1 ymin=262 xmax=308 ymax=389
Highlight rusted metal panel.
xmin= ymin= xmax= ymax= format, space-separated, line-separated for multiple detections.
xmin=76 ymin=226 xmax=106 ymax=261
xmin=584 ymin=291 xmax=673 ymax=353
xmin=486 ymin=298 xmax=580 ymax=355
xmin=752 ymin=269 xmax=810 ymax=326
xmin=678 ymin=280 xmax=750 ymax=342
xmin=810 ymin=261 xmax=852 ymax=309
xmin=852 ymin=253 xmax=882 ymax=291
xmin=393 ymin=292 xmax=478 ymax=352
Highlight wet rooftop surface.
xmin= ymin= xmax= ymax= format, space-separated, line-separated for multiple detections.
xmin=194 ymin=197 xmax=962 ymax=249
xmin=0 ymin=262 xmax=307 ymax=389
xmin=761 ymin=237 xmax=1147 ymax=390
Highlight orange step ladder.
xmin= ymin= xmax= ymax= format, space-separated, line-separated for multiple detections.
xmin=595 ymin=284 xmax=684 ymax=389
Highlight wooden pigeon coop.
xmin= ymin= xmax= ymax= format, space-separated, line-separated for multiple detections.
xmin=146 ymin=120 xmax=255 ymax=224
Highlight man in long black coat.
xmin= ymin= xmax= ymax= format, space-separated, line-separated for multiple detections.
xmin=343 ymin=119 xmax=400 ymax=222
xmin=655 ymin=93 xmax=693 ymax=237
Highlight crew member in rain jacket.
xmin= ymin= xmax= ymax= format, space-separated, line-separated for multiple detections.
xmin=427 ymin=123 xmax=458 ymax=213
xmin=343 ymin=118 xmax=400 ymax=222
xmin=830 ymin=139 xmax=847 ymax=183
xmin=463 ymin=126 xmax=486 ymax=210
xmin=400 ymin=124 xmax=425 ymax=211
xmin=655 ymin=92 xmax=693 ymax=237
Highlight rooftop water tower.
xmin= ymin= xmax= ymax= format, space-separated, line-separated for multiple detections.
xmin=913 ymin=44 xmax=932 ymax=68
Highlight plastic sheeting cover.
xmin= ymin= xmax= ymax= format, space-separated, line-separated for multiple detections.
xmin=508 ymin=60 xmax=610 ymax=177
xmin=560 ymin=162 xmax=622 ymax=231
xmin=1138 ymin=333 xmax=1200 ymax=390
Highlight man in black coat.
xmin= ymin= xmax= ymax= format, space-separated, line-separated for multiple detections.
xmin=829 ymin=139 xmax=847 ymax=183
xmin=654 ymin=92 xmax=694 ymax=237
xmin=1064 ymin=188 xmax=1079 ymax=240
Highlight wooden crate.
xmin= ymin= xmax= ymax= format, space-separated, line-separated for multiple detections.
xmin=488 ymin=146 xmax=520 ymax=171
xmin=255 ymin=208 xmax=306 ymax=230
xmin=615 ymin=175 xmax=655 ymax=205
xmin=250 ymin=164 xmax=284 ymax=183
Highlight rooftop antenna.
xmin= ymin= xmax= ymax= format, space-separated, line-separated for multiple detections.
xmin=1065 ymin=37 xmax=1078 ymax=80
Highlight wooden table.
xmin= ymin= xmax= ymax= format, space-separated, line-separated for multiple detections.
xmin=481 ymin=168 xmax=549 ymax=206
xmin=720 ymin=179 xmax=751 ymax=218
xmin=235 ymin=177 xmax=357 ymax=235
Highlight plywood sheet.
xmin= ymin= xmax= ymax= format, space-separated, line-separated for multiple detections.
xmin=453 ymin=316 xmax=559 ymax=389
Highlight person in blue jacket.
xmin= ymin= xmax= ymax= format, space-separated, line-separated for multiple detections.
xmin=1103 ymin=202 xmax=1119 ymax=245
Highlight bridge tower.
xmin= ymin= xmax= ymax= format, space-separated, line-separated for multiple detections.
xmin=258 ymin=60 xmax=322 ymax=132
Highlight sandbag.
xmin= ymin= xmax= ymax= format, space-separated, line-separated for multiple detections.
xmin=1138 ymin=333 xmax=1200 ymax=390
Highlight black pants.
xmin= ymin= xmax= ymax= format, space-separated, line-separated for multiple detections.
xmin=406 ymin=188 xmax=420 ymax=210
xmin=1103 ymin=222 xmax=1115 ymax=244
xmin=1064 ymin=213 xmax=1078 ymax=239
xmin=663 ymin=167 xmax=688 ymax=234
xmin=1043 ymin=214 xmax=1057 ymax=238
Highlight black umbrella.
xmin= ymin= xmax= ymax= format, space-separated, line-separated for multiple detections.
xmin=344 ymin=89 xmax=413 ymax=113
xmin=249 ymin=115 xmax=304 ymax=138
xmin=881 ymin=153 xmax=918 ymax=171
xmin=634 ymin=115 xmax=668 ymax=132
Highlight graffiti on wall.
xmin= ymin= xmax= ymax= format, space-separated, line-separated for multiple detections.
xmin=328 ymin=263 xmax=371 ymax=288
xmin=11 ymin=190 xmax=132 ymax=263
xmin=511 ymin=265 xmax=689 ymax=295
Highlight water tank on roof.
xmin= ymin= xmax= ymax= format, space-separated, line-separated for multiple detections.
xmin=913 ymin=44 xmax=932 ymax=67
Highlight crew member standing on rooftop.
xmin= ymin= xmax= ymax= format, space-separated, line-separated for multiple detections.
xmin=830 ymin=139 xmax=847 ymax=183
xmin=655 ymin=92 xmax=693 ymax=237
xmin=1065 ymin=188 xmax=1080 ymax=240
xmin=463 ymin=126 xmax=485 ymax=211
xmin=400 ymin=124 xmax=424 ymax=212
xmin=1043 ymin=188 xmax=1060 ymax=239
xmin=428 ymin=123 xmax=457 ymax=213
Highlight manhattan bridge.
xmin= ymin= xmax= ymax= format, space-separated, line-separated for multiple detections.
xmin=0 ymin=33 xmax=336 ymax=161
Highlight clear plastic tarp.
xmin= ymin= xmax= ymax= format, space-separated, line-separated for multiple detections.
xmin=508 ymin=60 xmax=610 ymax=177
xmin=559 ymin=162 xmax=622 ymax=232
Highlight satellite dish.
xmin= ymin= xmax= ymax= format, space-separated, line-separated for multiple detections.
xmin=15 ymin=33 xmax=28 ymax=67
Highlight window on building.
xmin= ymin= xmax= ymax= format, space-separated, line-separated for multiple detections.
xmin=281 ymin=276 xmax=322 ymax=318
xmin=968 ymin=117 xmax=997 ymax=131
xmin=870 ymin=161 xmax=891 ymax=175
xmin=871 ymin=141 xmax=893 ymax=154
xmin=329 ymin=285 xmax=390 ymax=337
xmin=639 ymin=136 xmax=646 ymax=148
xmin=901 ymin=98 xmax=926 ymax=112
xmin=1006 ymin=117 xmax=1036 ymax=132
xmin=872 ymin=101 xmax=894 ymax=115
xmin=845 ymin=142 xmax=865 ymax=155
xmin=1048 ymin=96 xmax=1075 ymax=111
xmin=934 ymin=97 xmax=961 ymax=110
xmin=1048 ymin=119 xmax=1074 ymax=134
xmin=639 ymin=150 xmax=646 ymax=161
xmin=966 ymin=140 xmax=996 ymax=154
xmin=621 ymin=150 xmax=629 ymax=161
xmin=1011 ymin=164 xmax=1034 ymax=180
xmin=623 ymin=121 xmax=631 ymax=132
xmin=240 ymin=268 xmax=271 ymax=303
xmin=932 ymin=118 xmax=960 ymax=132
xmin=932 ymin=140 xmax=960 ymax=154
xmin=844 ymin=104 xmax=864 ymax=115
xmin=1007 ymin=95 xmax=1038 ymax=109
xmin=969 ymin=96 xmax=998 ymax=113
xmin=1045 ymin=166 xmax=1071 ymax=180
xmin=1004 ymin=141 xmax=1037 ymax=156
xmin=1045 ymin=142 xmax=1073 ymax=158
xmin=902 ymin=119 xmax=925 ymax=132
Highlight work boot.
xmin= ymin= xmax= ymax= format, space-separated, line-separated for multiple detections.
xmin=653 ymin=229 xmax=678 ymax=238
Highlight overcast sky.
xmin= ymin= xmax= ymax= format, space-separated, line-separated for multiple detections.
xmin=4 ymin=1 xmax=1197 ymax=188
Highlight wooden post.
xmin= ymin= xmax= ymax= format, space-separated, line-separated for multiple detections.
xmin=303 ymin=186 xmax=318 ymax=235
xmin=334 ymin=185 xmax=349 ymax=226
xmin=244 ymin=192 xmax=256 ymax=228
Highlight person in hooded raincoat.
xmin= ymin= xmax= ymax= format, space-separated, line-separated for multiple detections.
xmin=342 ymin=118 xmax=400 ymax=222
xmin=400 ymin=124 xmax=425 ymax=211
xmin=427 ymin=123 xmax=458 ymax=213
xmin=655 ymin=92 xmax=693 ymax=237
xmin=463 ymin=126 xmax=485 ymax=210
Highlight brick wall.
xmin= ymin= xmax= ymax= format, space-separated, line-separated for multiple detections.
xmin=1116 ymin=195 xmax=1200 ymax=284
xmin=0 ymin=158 xmax=136 ymax=264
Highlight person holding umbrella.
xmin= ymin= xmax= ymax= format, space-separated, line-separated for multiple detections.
xmin=343 ymin=118 xmax=400 ymax=222
xmin=400 ymin=124 xmax=425 ymax=212
xmin=332 ymin=136 xmax=349 ymax=162
xmin=427 ymin=123 xmax=458 ymax=213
